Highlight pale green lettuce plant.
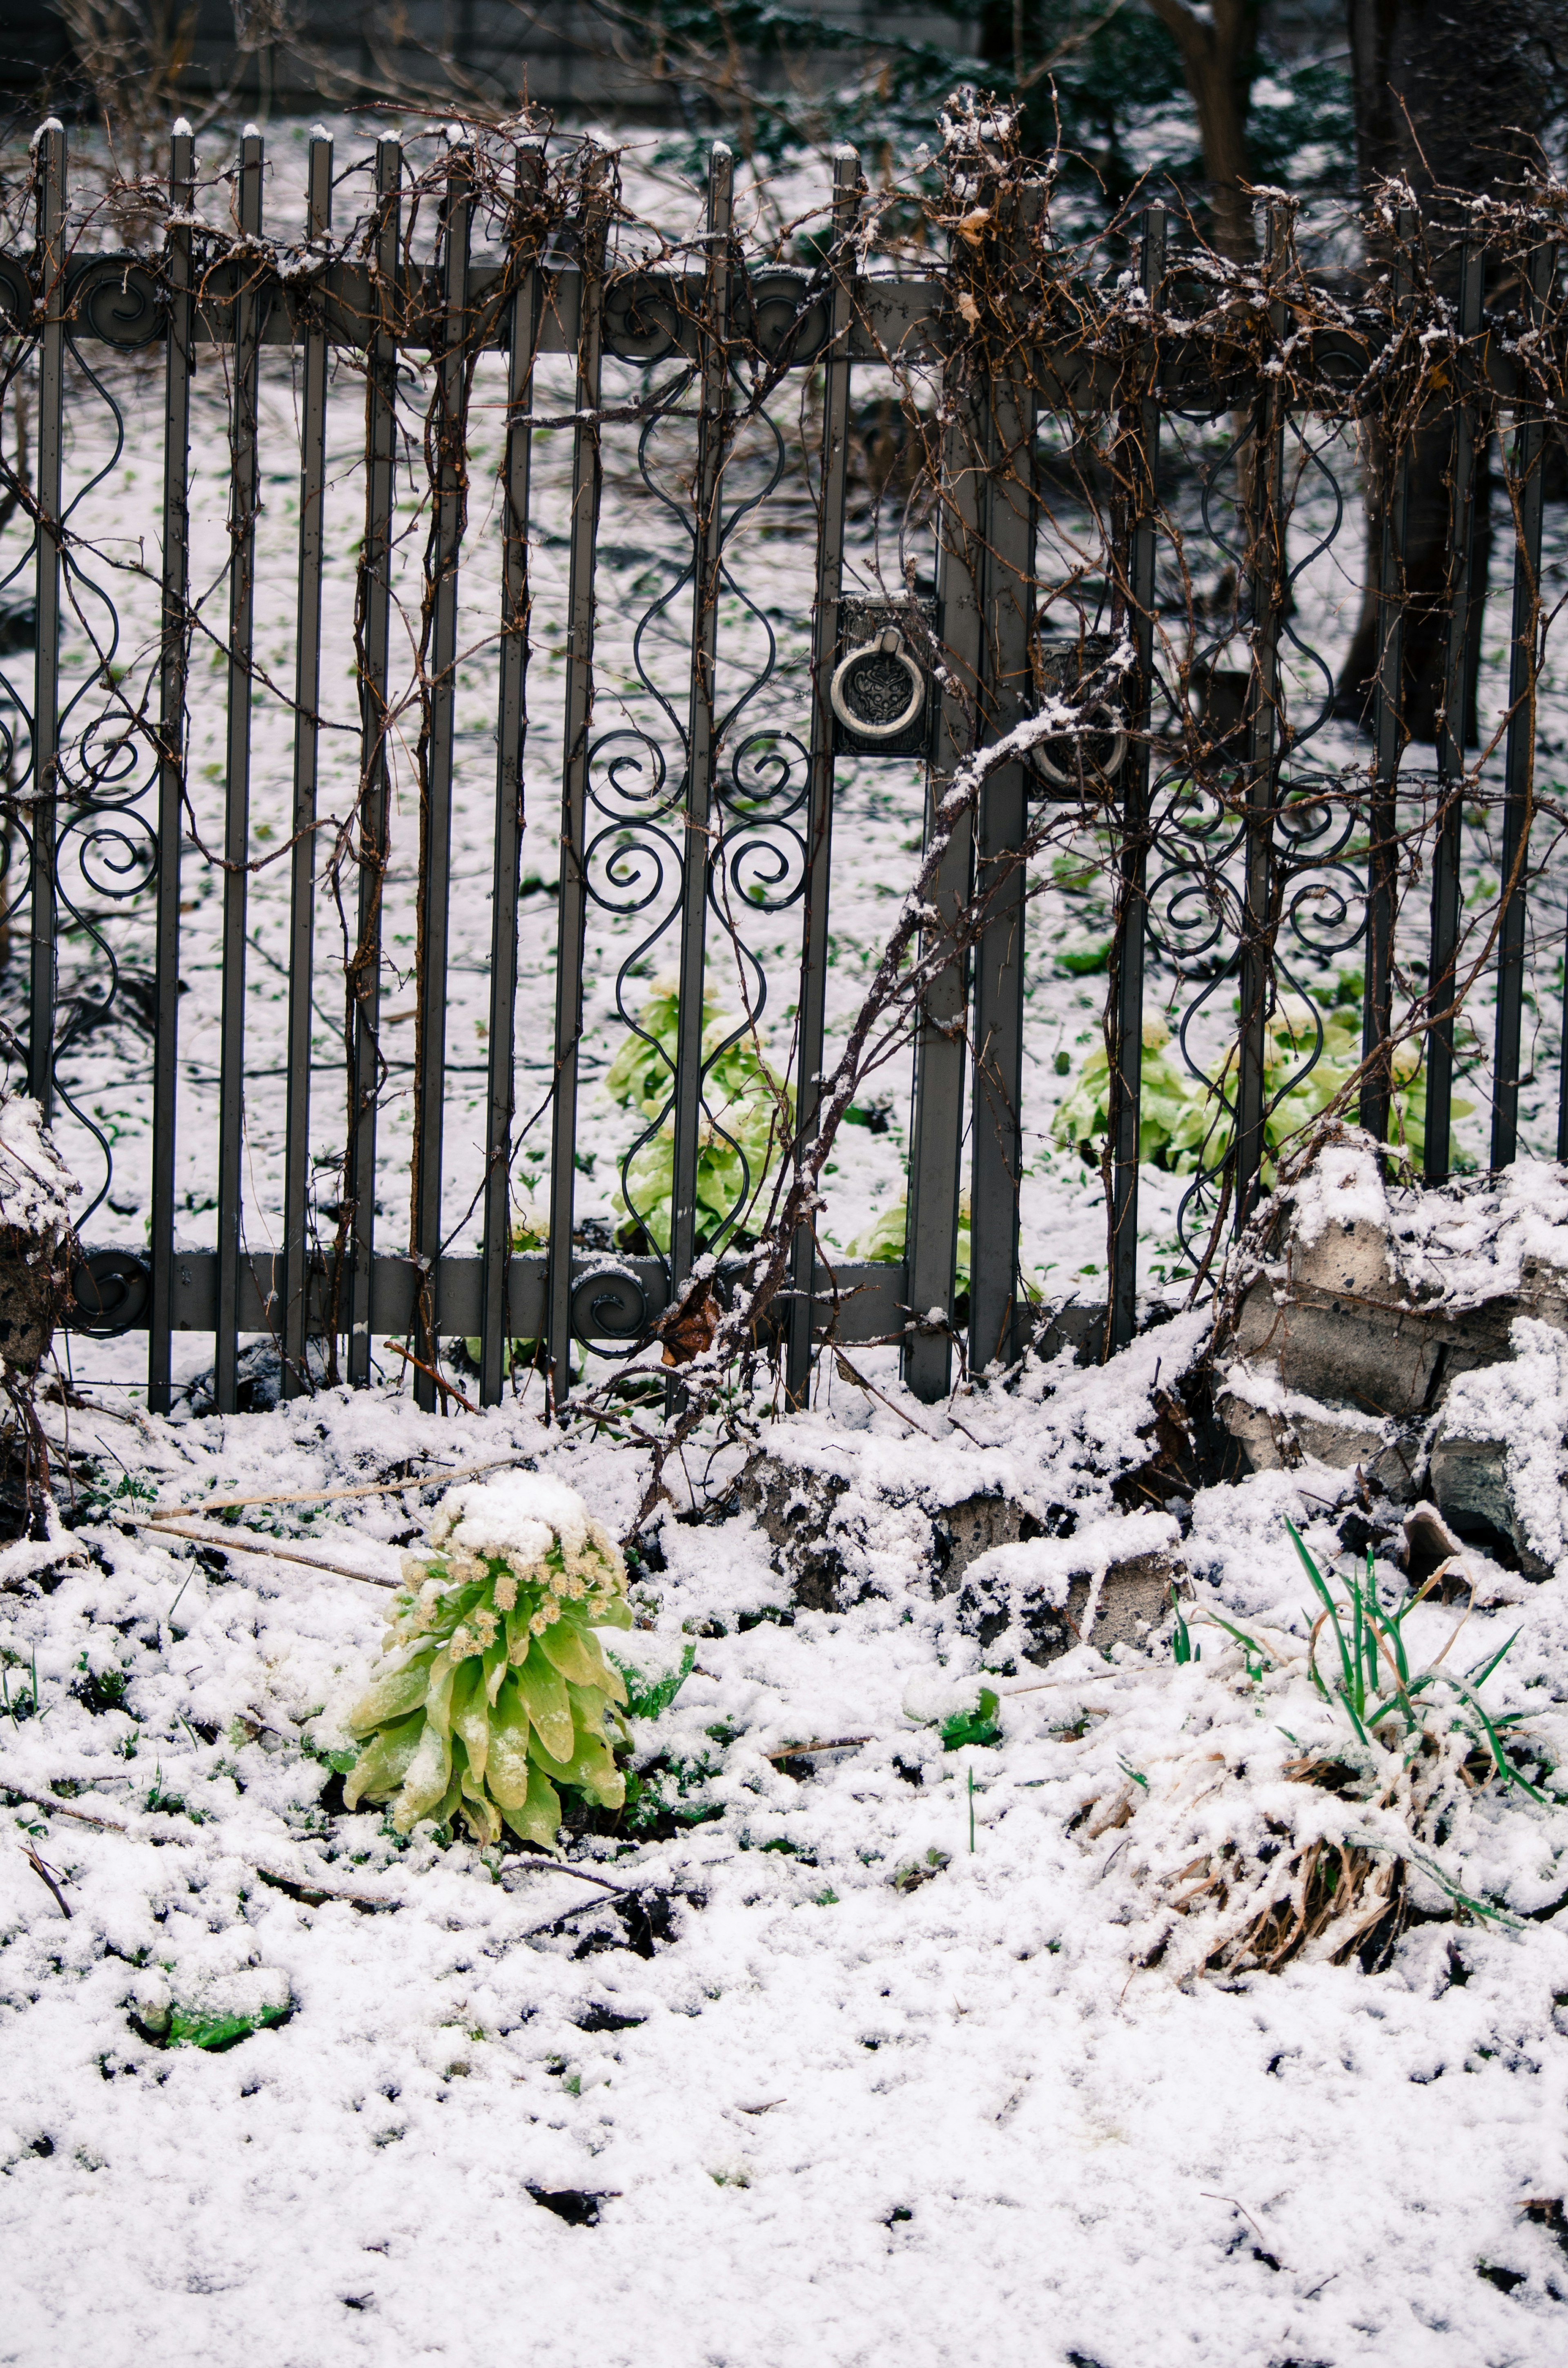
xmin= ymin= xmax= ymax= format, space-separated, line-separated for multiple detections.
xmin=343 ymin=1474 xmax=634 ymax=1849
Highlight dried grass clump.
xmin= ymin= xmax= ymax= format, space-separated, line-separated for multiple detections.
xmin=1072 ymin=1524 xmax=1556 ymax=1979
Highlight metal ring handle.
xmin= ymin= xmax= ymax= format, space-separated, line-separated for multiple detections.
xmin=1029 ymin=703 xmax=1129 ymax=791
xmin=830 ymin=627 xmax=925 ymax=743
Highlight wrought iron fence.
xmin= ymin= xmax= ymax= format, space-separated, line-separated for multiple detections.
xmin=0 ymin=111 xmax=1563 ymax=1413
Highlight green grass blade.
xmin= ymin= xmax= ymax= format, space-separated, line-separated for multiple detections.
xmin=1463 ymin=1630 xmax=1521 ymax=1692
xmin=1286 ymin=1519 xmax=1334 ymax=1609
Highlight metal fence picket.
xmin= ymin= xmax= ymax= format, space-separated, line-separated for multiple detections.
xmin=967 ymin=179 xmax=1042 ymax=1381
xmin=28 ymin=122 xmax=65 ymax=1121
xmin=1491 ymin=236 xmax=1556 ymax=1170
xmin=214 ymin=126 xmax=265 ymax=1414
xmin=479 ymin=144 xmax=545 ymax=1405
xmin=786 ymin=144 xmax=860 ymax=1409
xmin=1107 ymin=204 xmax=1166 ymax=1354
xmin=343 ymin=134 xmax=401 ymax=1387
xmin=281 ymin=129 xmax=332 ymax=1398
xmin=546 ymin=147 xmax=609 ymax=1410
xmin=410 ymin=138 xmax=473 ymax=1409
xmin=669 ymin=144 xmax=735 ymax=1311
xmin=1427 ymin=234 xmax=1486 ymax=1186
xmin=148 ymin=121 xmax=195 ymax=1416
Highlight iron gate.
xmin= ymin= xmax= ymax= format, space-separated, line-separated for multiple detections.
xmin=0 ymin=117 xmax=1562 ymax=1410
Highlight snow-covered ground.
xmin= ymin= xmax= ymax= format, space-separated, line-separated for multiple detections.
xmin=5 ymin=1249 xmax=1568 ymax=2364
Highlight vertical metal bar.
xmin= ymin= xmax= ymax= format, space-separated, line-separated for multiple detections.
xmin=1360 ymin=210 xmax=1414 ymax=1144
xmin=345 ymin=135 xmax=401 ymax=1388
xmin=28 ymin=120 xmax=65 ymax=1117
xmin=479 ymin=144 xmax=543 ymax=1405
xmin=1106 ymin=204 xmax=1166 ymax=1354
xmin=545 ymin=149 xmax=608 ymax=1413
xmin=409 ymin=139 xmax=472 ymax=1410
xmin=786 ymin=144 xmax=859 ymax=1409
xmin=1232 ymin=211 xmax=1287 ymax=1237
xmin=1491 ymin=237 xmax=1554 ymax=1171
xmin=148 ymin=121 xmax=195 ymax=1416
xmin=214 ymin=127 xmax=265 ymax=1415
xmin=968 ymin=179 xmax=1042 ymax=1377
xmin=669 ymin=143 xmax=734 ymax=1299
xmin=904 ymin=211 xmax=990 ymax=1402
xmin=1428 ymin=234 xmax=1484 ymax=1185
xmin=281 ymin=130 xmax=332 ymax=1398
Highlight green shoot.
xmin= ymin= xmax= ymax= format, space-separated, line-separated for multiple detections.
xmin=1171 ymin=1590 xmax=1200 ymax=1664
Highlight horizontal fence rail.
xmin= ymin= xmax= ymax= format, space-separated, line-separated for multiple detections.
xmin=0 ymin=116 xmax=1564 ymax=1409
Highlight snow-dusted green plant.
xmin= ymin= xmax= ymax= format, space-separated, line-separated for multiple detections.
xmin=606 ymin=974 xmax=792 ymax=1253
xmin=343 ymin=1473 xmax=634 ymax=1850
xmin=1053 ymin=997 xmax=1469 ymax=1183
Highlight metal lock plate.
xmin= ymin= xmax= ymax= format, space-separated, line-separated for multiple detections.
xmin=831 ymin=596 xmax=937 ymax=759
xmin=1028 ymin=633 xmax=1132 ymax=799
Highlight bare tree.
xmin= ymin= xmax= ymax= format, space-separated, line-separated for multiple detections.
xmin=1335 ymin=0 xmax=1549 ymax=734
xmin=1143 ymin=0 xmax=1263 ymax=260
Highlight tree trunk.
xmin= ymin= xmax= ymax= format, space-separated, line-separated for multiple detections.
xmin=1145 ymin=0 xmax=1261 ymax=263
xmin=1335 ymin=0 xmax=1545 ymax=731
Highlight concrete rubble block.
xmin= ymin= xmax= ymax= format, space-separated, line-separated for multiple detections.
xmin=1423 ymin=1324 xmax=1568 ymax=1576
xmin=739 ymin=1455 xmax=852 ymax=1612
xmin=1213 ymin=1130 xmax=1564 ymax=1494
xmin=738 ymin=1452 xmax=1042 ymax=1613
xmin=954 ymin=1511 xmax=1188 ymax=1669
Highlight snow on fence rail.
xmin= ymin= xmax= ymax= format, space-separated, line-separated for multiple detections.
xmin=0 ymin=106 xmax=1563 ymax=1412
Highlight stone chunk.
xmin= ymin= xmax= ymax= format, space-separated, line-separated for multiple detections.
xmin=954 ymin=1512 xmax=1187 ymax=1668
xmin=1211 ymin=1130 xmax=1564 ymax=1504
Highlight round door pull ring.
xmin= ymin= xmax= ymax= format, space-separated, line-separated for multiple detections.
xmin=1029 ymin=703 xmax=1129 ymax=792
xmin=830 ymin=627 xmax=926 ymax=742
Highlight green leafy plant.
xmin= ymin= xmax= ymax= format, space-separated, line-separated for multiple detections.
xmin=1053 ymin=995 xmax=1470 ymax=1184
xmin=608 ymin=1639 xmax=696 ymax=1722
xmin=343 ymin=1474 xmax=635 ymax=1850
xmin=167 ymin=1999 xmax=291 ymax=2053
xmin=940 ymin=1687 xmax=1002 ymax=1752
xmin=606 ymin=975 xmax=793 ymax=1253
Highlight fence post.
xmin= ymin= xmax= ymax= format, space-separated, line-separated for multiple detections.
xmin=410 ymin=134 xmax=473 ymax=1410
xmin=1106 ymin=203 xmax=1166 ymax=1355
xmin=28 ymin=120 xmax=65 ymax=1122
xmin=1232 ymin=208 xmax=1288 ymax=1237
xmin=214 ymin=126 xmax=266 ymax=1415
xmin=545 ymin=148 xmax=609 ymax=1412
xmin=1360 ymin=208 xmax=1415 ymax=1147
xmin=281 ymin=130 xmax=332 ymax=1398
xmin=669 ymin=143 xmax=735 ymax=1318
xmin=787 ymin=145 xmax=860 ymax=1408
xmin=1491 ymin=234 xmax=1555 ymax=1171
xmin=148 ymin=120 xmax=195 ymax=1417
xmin=968 ymin=178 xmax=1042 ymax=1379
xmin=479 ymin=143 xmax=544 ymax=1407
xmin=904 ymin=192 xmax=991 ymax=1403
xmin=1427 ymin=232 xmax=1485 ymax=1185
xmin=344 ymin=134 xmax=401 ymax=1387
